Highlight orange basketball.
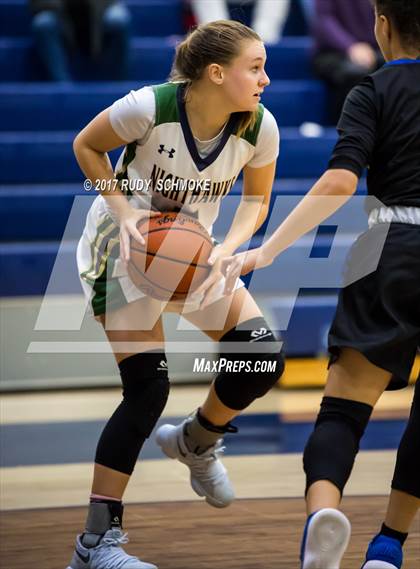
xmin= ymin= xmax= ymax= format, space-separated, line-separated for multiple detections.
xmin=128 ymin=212 xmax=213 ymax=301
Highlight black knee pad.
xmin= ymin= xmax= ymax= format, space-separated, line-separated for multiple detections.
xmin=303 ymin=396 xmax=373 ymax=495
xmin=214 ymin=317 xmax=284 ymax=411
xmin=119 ymin=351 xmax=170 ymax=437
xmin=392 ymin=380 xmax=420 ymax=498
xmin=95 ymin=350 xmax=169 ymax=475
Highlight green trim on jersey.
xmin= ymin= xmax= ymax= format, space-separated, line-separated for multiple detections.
xmin=114 ymin=83 xmax=180 ymax=195
xmin=240 ymin=104 xmax=265 ymax=147
xmin=116 ymin=141 xmax=137 ymax=195
xmin=115 ymin=140 xmax=137 ymax=182
xmin=153 ymin=83 xmax=180 ymax=126
xmin=153 ymin=83 xmax=264 ymax=146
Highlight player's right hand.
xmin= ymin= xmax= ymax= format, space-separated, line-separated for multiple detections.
xmin=119 ymin=208 xmax=161 ymax=263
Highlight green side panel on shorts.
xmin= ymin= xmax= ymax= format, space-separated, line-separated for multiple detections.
xmin=90 ymin=256 xmax=128 ymax=316
xmin=240 ymin=104 xmax=265 ymax=147
xmin=91 ymin=277 xmax=127 ymax=316
xmin=153 ymin=83 xmax=180 ymax=126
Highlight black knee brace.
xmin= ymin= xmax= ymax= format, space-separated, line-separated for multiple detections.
xmin=95 ymin=350 xmax=169 ymax=475
xmin=303 ymin=396 xmax=373 ymax=495
xmin=214 ymin=317 xmax=284 ymax=411
xmin=392 ymin=379 xmax=420 ymax=499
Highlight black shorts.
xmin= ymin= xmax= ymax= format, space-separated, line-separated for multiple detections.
xmin=329 ymin=223 xmax=420 ymax=390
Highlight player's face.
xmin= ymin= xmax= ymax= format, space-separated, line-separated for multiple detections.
xmin=222 ymin=40 xmax=270 ymax=111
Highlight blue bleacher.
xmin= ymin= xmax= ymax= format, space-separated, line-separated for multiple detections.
xmin=0 ymin=36 xmax=313 ymax=82
xmin=0 ymin=241 xmax=78 ymax=296
xmin=0 ymin=80 xmax=327 ymax=130
xmin=0 ymin=0 xmax=184 ymax=38
xmin=0 ymin=0 xmax=307 ymax=38
xmin=0 ymin=0 xmax=353 ymax=357
xmin=0 ymin=236 xmax=353 ymax=298
xmin=0 ymin=128 xmax=337 ymax=184
xmin=270 ymin=296 xmax=339 ymax=356
xmin=0 ymin=179 xmax=368 ymax=242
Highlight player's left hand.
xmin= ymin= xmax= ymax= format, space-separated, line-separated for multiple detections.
xmin=221 ymin=247 xmax=274 ymax=295
xmin=194 ymin=245 xmax=232 ymax=310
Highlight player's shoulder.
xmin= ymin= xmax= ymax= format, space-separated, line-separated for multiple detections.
xmin=110 ymin=84 xmax=156 ymax=119
xmin=344 ymin=75 xmax=377 ymax=112
xmin=367 ymin=62 xmax=394 ymax=90
xmin=152 ymin=82 xmax=180 ymax=126
xmin=368 ymin=59 xmax=420 ymax=89
xmin=349 ymin=60 xmax=420 ymax=107
xmin=259 ymin=106 xmax=278 ymax=132
xmin=240 ymin=104 xmax=278 ymax=147
xmin=121 ymin=84 xmax=155 ymax=105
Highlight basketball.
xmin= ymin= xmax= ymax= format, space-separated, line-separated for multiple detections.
xmin=128 ymin=212 xmax=213 ymax=301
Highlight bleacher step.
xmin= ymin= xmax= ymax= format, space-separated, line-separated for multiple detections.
xmin=0 ymin=36 xmax=313 ymax=82
xmin=0 ymin=80 xmax=327 ymax=130
xmin=0 ymin=179 xmax=367 ymax=241
xmin=0 ymin=0 xmax=184 ymax=38
xmin=0 ymin=233 xmax=359 ymax=297
xmin=0 ymin=128 xmax=338 ymax=184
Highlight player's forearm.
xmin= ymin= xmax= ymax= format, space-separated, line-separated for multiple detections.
xmin=221 ymin=199 xmax=269 ymax=254
xmin=73 ymin=138 xmax=131 ymax=219
xmin=263 ymin=169 xmax=357 ymax=259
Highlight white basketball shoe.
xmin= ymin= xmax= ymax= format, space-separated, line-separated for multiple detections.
xmin=156 ymin=419 xmax=235 ymax=508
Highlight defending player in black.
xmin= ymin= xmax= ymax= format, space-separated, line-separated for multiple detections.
xmin=222 ymin=1 xmax=420 ymax=567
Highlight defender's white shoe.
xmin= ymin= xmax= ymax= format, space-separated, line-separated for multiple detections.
xmin=156 ymin=420 xmax=235 ymax=508
xmin=300 ymin=508 xmax=351 ymax=569
xmin=362 ymin=561 xmax=398 ymax=569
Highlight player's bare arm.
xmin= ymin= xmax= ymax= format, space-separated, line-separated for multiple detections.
xmin=73 ymin=109 xmax=159 ymax=260
xmin=222 ymin=169 xmax=358 ymax=294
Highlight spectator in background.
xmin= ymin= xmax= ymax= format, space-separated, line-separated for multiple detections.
xmin=30 ymin=0 xmax=131 ymax=81
xmin=299 ymin=0 xmax=314 ymax=27
xmin=190 ymin=0 xmax=313 ymax=44
xmin=312 ymin=0 xmax=383 ymax=123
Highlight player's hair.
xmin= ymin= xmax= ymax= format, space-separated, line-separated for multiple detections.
xmin=374 ymin=0 xmax=420 ymax=50
xmin=170 ymin=20 xmax=262 ymax=137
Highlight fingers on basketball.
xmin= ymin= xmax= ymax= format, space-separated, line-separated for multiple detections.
xmin=127 ymin=212 xmax=214 ymax=301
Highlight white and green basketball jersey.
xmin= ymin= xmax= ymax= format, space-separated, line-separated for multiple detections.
xmin=77 ymin=82 xmax=279 ymax=315
xmin=112 ymin=82 xmax=277 ymax=232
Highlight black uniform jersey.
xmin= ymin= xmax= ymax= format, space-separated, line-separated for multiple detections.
xmin=328 ymin=58 xmax=420 ymax=208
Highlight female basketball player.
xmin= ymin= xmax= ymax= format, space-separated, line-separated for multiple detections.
xmin=222 ymin=1 xmax=420 ymax=568
xmin=69 ymin=20 xmax=284 ymax=569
